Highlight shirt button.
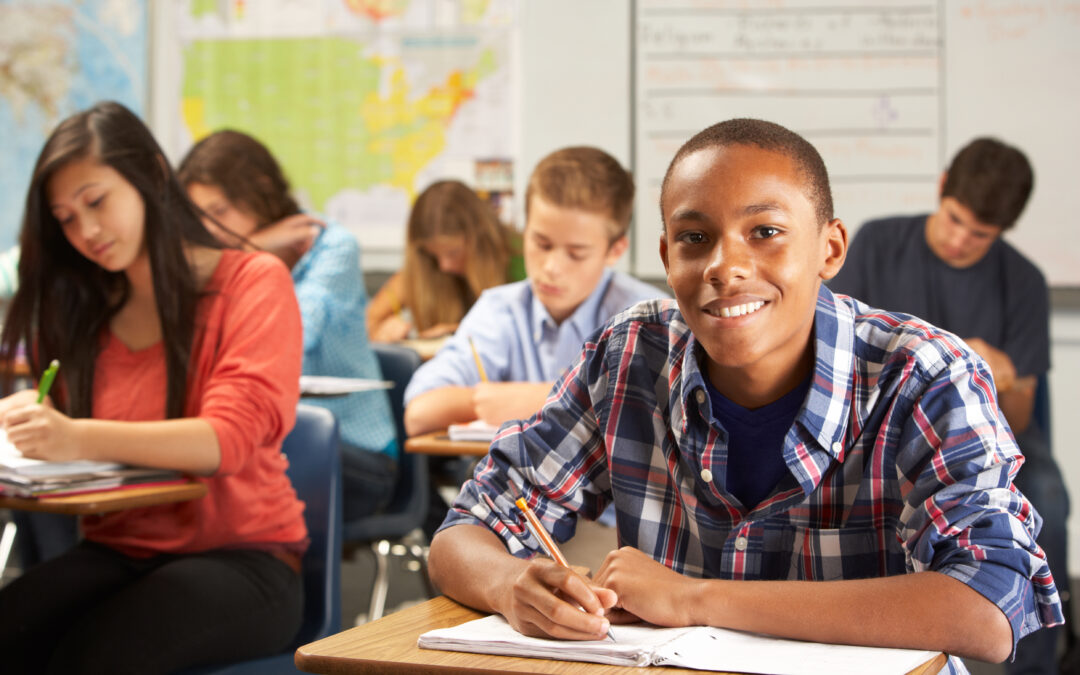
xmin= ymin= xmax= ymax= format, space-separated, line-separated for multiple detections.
xmin=734 ymin=536 xmax=748 ymax=551
xmin=695 ymin=390 xmax=706 ymax=404
xmin=700 ymin=468 xmax=713 ymax=482
xmin=832 ymin=441 xmax=843 ymax=453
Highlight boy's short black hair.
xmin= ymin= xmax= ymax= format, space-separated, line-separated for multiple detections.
xmin=660 ymin=118 xmax=834 ymax=226
xmin=942 ymin=137 xmax=1033 ymax=230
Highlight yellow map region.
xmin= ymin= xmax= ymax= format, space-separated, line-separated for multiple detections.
xmin=181 ymin=37 xmax=496 ymax=208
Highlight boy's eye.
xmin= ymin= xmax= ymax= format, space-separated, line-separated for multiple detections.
xmin=676 ymin=231 xmax=706 ymax=245
xmin=751 ymin=225 xmax=781 ymax=239
xmin=569 ymin=250 xmax=588 ymax=261
xmin=88 ymin=194 xmax=105 ymax=208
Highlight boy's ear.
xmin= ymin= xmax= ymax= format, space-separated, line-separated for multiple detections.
xmin=819 ymin=218 xmax=848 ymax=281
xmin=659 ymin=232 xmax=670 ymax=277
xmin=604 ymin=235 xmax=629 ymax=265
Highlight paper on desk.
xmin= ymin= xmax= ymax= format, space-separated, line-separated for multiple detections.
xmin=419 ymin=614 xmax=691 ymax=666
xmin=418 ymin=613 xmax=939 ymax=674
xmin=447 ymin=419 xmax=499 ymax=442
xmin=299 ymin=376 xmax=392 ymax=395
xmin=0 ymin=429 xmax=123 ymax=477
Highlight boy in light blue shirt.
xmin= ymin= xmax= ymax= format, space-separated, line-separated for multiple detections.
xmin=404 ymin=146 xmax=665 ymax=436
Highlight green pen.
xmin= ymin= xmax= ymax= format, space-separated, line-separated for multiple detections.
xmin=36 ymin=359 xmax=60 ymax=404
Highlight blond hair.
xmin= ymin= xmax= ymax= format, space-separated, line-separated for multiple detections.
xmin=525 ymin=146 xmax=635 ymax=242
xmin=402 ymin=180 xmax=515 ymax=331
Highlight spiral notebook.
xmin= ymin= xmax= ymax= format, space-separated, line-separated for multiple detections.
xmin=418 ymin=613 xmax=941 ymax=674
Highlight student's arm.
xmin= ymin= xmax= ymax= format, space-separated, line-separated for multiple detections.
xmin=1 ymin=401 xmax=221 ymax=474
xmin=404 ymin=386 xmax=478 ymax=436
xmin=249 ymin=213 xmax=323 ymax=257
xmin=290 ymin=225 xmax=363 ymax=355
xmin=472 ymin=381 xmax=554 ymax=427
xmin=964 ymin=337 xmax=1035 ymax=432
xmin=592 ymin=549 xmax=1010 ymax=662
xmin=403 ymin=289 xmax=526 ymax=435
xmin=367 ymin=271 xmax=412 ymax=342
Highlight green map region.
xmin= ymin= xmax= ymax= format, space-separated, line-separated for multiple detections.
xmin=181 ymin=37 xmax=496 ymax=209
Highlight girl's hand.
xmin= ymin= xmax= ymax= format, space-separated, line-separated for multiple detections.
xmin=250 ymin=214 xmax=324 ymax=255
xmin=0 ymin=389 xmax=45 ymax=418
xmin=372 ymin=315 xmax=413 ymax=342
xmin=2 ymin=403 xmax=85 ymax=462
xmin=418 ymin=322 xmax=458 ymax=339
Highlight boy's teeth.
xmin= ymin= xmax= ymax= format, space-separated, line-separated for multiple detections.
xmin=717 ymin=301 xmax=764 ymax=318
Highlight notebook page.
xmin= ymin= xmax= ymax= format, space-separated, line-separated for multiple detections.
xmin=418 ymin=613 xmax=694 ymax=666
xmin=656 ymin=625 xmax=939 ymax=675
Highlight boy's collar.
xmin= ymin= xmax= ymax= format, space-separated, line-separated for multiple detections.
xmin=529 ymin=267 xmax=615 ymax=337
xmin=677 ymin=285 xmax=852 ymax=462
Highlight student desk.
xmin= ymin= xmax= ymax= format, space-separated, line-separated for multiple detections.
xmin=404 ymin=431 xmax=489 ymax=457
xmin=0 ymin=480 xmax=207 ymax=515
xmin=0 ymin=480 xmax=208 ymax=577
xmin=295 ymin=595 xmax=948 ymax=675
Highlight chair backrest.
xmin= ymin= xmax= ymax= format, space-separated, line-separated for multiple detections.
xmin=282 ymin=404 xmax=342 ymax=645
xmin=372 ymin=343 xmax=421 ymax=452
xmin=344 ymin=345 xmax=428 ymax=541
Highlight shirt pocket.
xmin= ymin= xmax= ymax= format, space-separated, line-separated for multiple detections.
xmin=766 ymin=525 xmax=891 ymax=581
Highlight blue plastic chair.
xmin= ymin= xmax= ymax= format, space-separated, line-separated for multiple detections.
xmin=183 ymin=404 xmax=343 ymax=674
xmin=344 ymin=344 xmax=431 ymax=621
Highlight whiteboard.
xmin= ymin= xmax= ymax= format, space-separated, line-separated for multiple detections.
xmin=632 ymin=0 xmax=1080 ymax=286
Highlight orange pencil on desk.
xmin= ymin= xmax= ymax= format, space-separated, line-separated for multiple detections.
xmin=513 ymin=495 xmax=616 ymax=642
xmin=468 ymin=337 xmax=488 ymax=382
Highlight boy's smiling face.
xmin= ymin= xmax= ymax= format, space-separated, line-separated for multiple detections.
xmin=660 ymin=144 xmax=847 ymax=407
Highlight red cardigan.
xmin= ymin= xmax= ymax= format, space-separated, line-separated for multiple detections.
xmin=82 ymin=250 xmax=307 ymax=556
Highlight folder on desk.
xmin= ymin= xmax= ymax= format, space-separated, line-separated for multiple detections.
xmin=418 ymin=613 xmax=940 ymax=674
xmin=0 ymin=431 xmax=181 ymax=498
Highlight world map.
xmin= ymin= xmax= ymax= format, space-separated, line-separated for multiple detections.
xmin=0 ymin=0 xmax=147 ymax=248
xmin=174 ymin=0 xmax=516 ymax=253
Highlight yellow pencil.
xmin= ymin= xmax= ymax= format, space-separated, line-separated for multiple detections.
xmin=468 ymin=337 xmax=488 ymax=382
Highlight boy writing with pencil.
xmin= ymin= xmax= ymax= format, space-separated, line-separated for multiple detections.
xmin=403 ymin=146 xmax=664 ymax=437
xmin=427 ymin=119 xmax=1062 ymax=670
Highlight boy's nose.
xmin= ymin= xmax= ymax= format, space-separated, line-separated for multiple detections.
xmin=703 ymin=242 xmax=749 ymax=283
xmin=542 ymin=253 xmax=562 ymax=276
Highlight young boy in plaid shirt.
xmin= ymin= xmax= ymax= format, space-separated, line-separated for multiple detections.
xmin=427 ymin=119 xmax=1062 ymax=672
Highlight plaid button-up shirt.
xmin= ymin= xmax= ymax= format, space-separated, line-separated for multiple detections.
xmin=442 ymin=286 xmax=1062 ymax=669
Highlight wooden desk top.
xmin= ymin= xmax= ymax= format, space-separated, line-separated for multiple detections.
xmin=295 ymin=596 xmax=947 ymax=675
xmin=0 ymin=480 xmax=208 ymax=515
xmin=404 ymin=431 xmax=490 ymax=457
xmin=296 ymin=596 xmax=710 ymax=674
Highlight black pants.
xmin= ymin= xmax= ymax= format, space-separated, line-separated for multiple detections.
xmin=0 ymin=541 xmax=303 ymax=675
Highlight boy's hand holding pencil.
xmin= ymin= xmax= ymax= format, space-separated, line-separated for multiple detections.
xmin=501 ymin=474 xmax=618 ymax=642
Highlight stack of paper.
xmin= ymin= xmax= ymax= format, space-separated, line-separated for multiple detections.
xmin=299 ymin=376 xmax=392 ymax=396
xmin=447 ymin=420 xmax=499 ymax=442
xmin=0 ymin=432 xmax=181 ymax=498
xmin=418 ymin=613 xmax=941 ymax=674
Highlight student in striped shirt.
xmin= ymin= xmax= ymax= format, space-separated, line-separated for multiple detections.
xmin=427 ymin=119 xmax=1062 ymax=672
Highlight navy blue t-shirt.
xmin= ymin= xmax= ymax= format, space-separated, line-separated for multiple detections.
xmin=705 ymin=374 xmax=812 ymax=510
xmin=829 ymin=214 xmax=1050 ymax=378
